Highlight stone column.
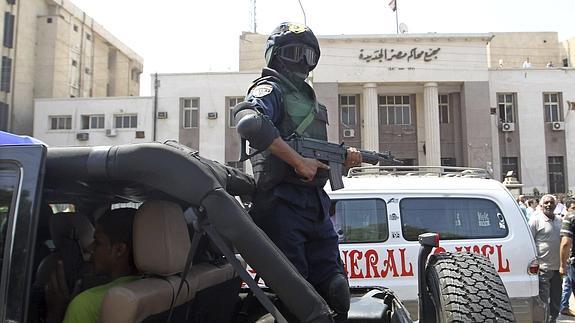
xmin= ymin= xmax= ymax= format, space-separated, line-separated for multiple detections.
xmin=423 ymin=82 xmax=441 ymax=166
xmin=361 ymin=83 xmax=379 ymax=151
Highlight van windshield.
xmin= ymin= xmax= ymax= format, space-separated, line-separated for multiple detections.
xmin=400 ymin=198 xmax=508 ymax=241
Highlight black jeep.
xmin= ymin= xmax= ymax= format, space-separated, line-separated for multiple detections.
xmin=0 ymin=140 xmax=515 ymax=323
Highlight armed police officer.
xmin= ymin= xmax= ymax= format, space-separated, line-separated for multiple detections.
xmin=234 ymin=22 xmax=361 ymax=322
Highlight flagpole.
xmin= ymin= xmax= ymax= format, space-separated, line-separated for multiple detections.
xmin=395 ymin=0 xmax=399 ymax=34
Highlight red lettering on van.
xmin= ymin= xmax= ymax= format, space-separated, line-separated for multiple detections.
xmin=365 ymin=249 xmax=380 ymax=278
xmin=481 ymin=244 xmax=495 ymax=259
xmin=399 ymin=248 xmax=414 ymax=276
xmin=349 ymin=250 xmax=364 ymax=278
xmin=496 ymin=245 xmax=510 ymax=272
xmin=433 ymin=246 xmax=446 ymax=254
xmin=341 ymin=250 xmax=349 ymax=275
xmin=380 ymin=249 xmax=399 ymax=278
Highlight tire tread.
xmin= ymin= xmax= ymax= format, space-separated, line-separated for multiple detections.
xmin=426 ymin=252 xmax=516 ymax=322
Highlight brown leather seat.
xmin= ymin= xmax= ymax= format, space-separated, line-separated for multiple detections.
xmin=100 ymin=200 xmax=237 ymax=323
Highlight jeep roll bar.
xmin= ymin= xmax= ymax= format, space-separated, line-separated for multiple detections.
xmin=45 ymin=143 xmax=332 ymax=323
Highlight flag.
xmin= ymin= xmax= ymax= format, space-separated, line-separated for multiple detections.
xmin=388 ymin=0 xmax=397 ymax=11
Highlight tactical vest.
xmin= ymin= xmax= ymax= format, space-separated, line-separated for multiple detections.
xmin=249 ymin=70 xmax=329 ymax=190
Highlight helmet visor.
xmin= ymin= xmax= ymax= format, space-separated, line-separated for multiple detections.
xmin=277 ymin=44 xmax=318 ymax=66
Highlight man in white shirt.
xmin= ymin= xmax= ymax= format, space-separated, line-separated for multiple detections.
xmin=522 ymin=57 xmax=532 ymax=69
xmin=529 ymin=194 xmax=562 ymax=323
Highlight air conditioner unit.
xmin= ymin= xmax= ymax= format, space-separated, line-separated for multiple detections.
xmin=551 ymin=121 xmax=565 ymax=131
xmin=76 ymin=132 xmax=89 ymax=141
xmin=342 ymin=129 xmax=355 ymax=138
xmin=207 ymin=112 xmax=218 ymax=119
xmin=157 ymin=111 xmax=168 ymax=119
xmin=105 ymin=128 xmax=117 ymax=137
xmin=501 ymin=122 xmax=515 ymax=132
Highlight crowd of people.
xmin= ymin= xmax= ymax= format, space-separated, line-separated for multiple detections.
xmin=525 ymin=194 xmax=575 ymax=322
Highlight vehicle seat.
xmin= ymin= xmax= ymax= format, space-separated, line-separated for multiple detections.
xmin=34 ymin=212 xmax=99 ymax=293
xmin=100 ymin=200 xmax=239 ymax=323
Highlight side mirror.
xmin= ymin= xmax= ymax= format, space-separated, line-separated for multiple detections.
xmin=418 ymin=232 xmax=440 ymax=248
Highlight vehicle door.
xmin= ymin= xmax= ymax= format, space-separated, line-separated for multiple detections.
xmin=333 ymin=193 xmax=417 ymax=301
xmin=0 ymin=145 xmax=46 ymax=323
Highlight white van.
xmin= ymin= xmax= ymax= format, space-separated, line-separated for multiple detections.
xmin=328 ymin=166 xmax=545 ymax=323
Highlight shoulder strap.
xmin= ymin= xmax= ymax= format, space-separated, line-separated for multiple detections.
xmin=166 ymin=208 xmax=203 ymax=323
xmin=294 ymin=100 xmax=319 ymax=136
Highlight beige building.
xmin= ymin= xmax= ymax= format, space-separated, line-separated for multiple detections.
xmin=0 ymin=0 xmax=143 ymax=135
xmin=33 ymin=31 xmax=575 ymax=194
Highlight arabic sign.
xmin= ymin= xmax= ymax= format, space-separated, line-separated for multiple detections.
xmin=359 ymin=47 xmax=441 ymax=63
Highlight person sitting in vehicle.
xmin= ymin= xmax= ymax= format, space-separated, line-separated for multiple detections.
xmin=45 ymin=208 xmax=139 ymax=323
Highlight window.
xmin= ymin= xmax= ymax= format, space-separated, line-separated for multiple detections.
xmin=226 ymin=161 xmax=245 ymax=172
xmin=73 ymin=24 xmax=78 ymax=32
xmin=49 ymin=115 xmax=72 ymax=130
xmin=340 ymin=95 xmax=357 ymax=126
xmin=47 ymin=17 xmax=52 ymax=23
xmin=86 ymin=33 xmax=91 ymax=41
xmin=497 ymin=93 xmax=515 ymax=123
xmin=3 ymin=12 xmax=14 ymax=48
xmin=399 ymin=159 xmax=415 ymax=166
xmin=131 ymin=68 xmax=140 ymax=82
xmin=544 ymin=93 xmax=563 ymax=122
xmin=227 ymin=97 xmax=244 ymax=127
xmin=331 ymin=199 xmax=388 ymax=243
xmin=0 ymin=164 xmax=21 ymax=264
xmin=71 ymin=59 xmax=78 ymax=67
xmin=114 ymin=114 xmax=137 ymax=129
xmin=81 ymin=115 xmax=105 ymax=129
xmin=1 ymin=56 xmax=11 ymax=92
xmin=181 ymin=98 xmax=199 ymax=128
xmin=501 ymin=157 xmax=519 ymax=181
xmin=548 ymin=156 xmax=565 ymax=194
xmin=401 ymin=198 xmax=508 ymax=241
xmin=441 ymin=158 xmax=456 ymax=167
xmin=378 ymin=95 xmax=411 ymax=125
xmin=438 ymin=94 xmax=449 ymax=124
xmin=84 ymin=68 xmax=90 ymax=74
xmin=0 ymin=102 xmax=8 ymax=130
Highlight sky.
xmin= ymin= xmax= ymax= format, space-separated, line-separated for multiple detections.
xmin=69 ymin=0 xmax=575 ymax=96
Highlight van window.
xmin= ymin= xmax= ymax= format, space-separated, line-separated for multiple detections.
xmin=332 ymin=199 xmax=388 ymax=243
xmin=0 ymin=165 xmax=21 ymax=265
xmin=400 ymin=198 xmax=508 ymax=241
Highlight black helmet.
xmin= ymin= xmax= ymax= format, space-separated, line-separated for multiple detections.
xmin=265 ymin=22 xmax=320 ymax=71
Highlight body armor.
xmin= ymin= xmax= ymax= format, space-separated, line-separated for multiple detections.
xmin=250 ymin=69 xmax=329 ymax=190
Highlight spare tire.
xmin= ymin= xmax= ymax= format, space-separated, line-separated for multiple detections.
xmin=426 ymin=252 xmax=516 ymax=322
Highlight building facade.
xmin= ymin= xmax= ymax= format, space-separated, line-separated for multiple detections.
xmin=0 ymin=0 xmax=143 ymax=135
xmin=34 ymin=31 xmax=575 ymax=195
xmin=34 ymin=96 xmax=153 ymax=146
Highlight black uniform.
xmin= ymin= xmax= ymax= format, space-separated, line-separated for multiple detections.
xmin=235 ymin=22 xmax=350 ymax=321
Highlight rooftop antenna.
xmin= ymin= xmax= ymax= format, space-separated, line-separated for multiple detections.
xmin=297 ymin=0 xmax=307 ymax=25
xmin=251 ymin=0 xmax=257 ymax=33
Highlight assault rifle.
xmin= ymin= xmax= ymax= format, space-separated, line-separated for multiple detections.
xmin=286 ymin=136 xmax=403 ymax=191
